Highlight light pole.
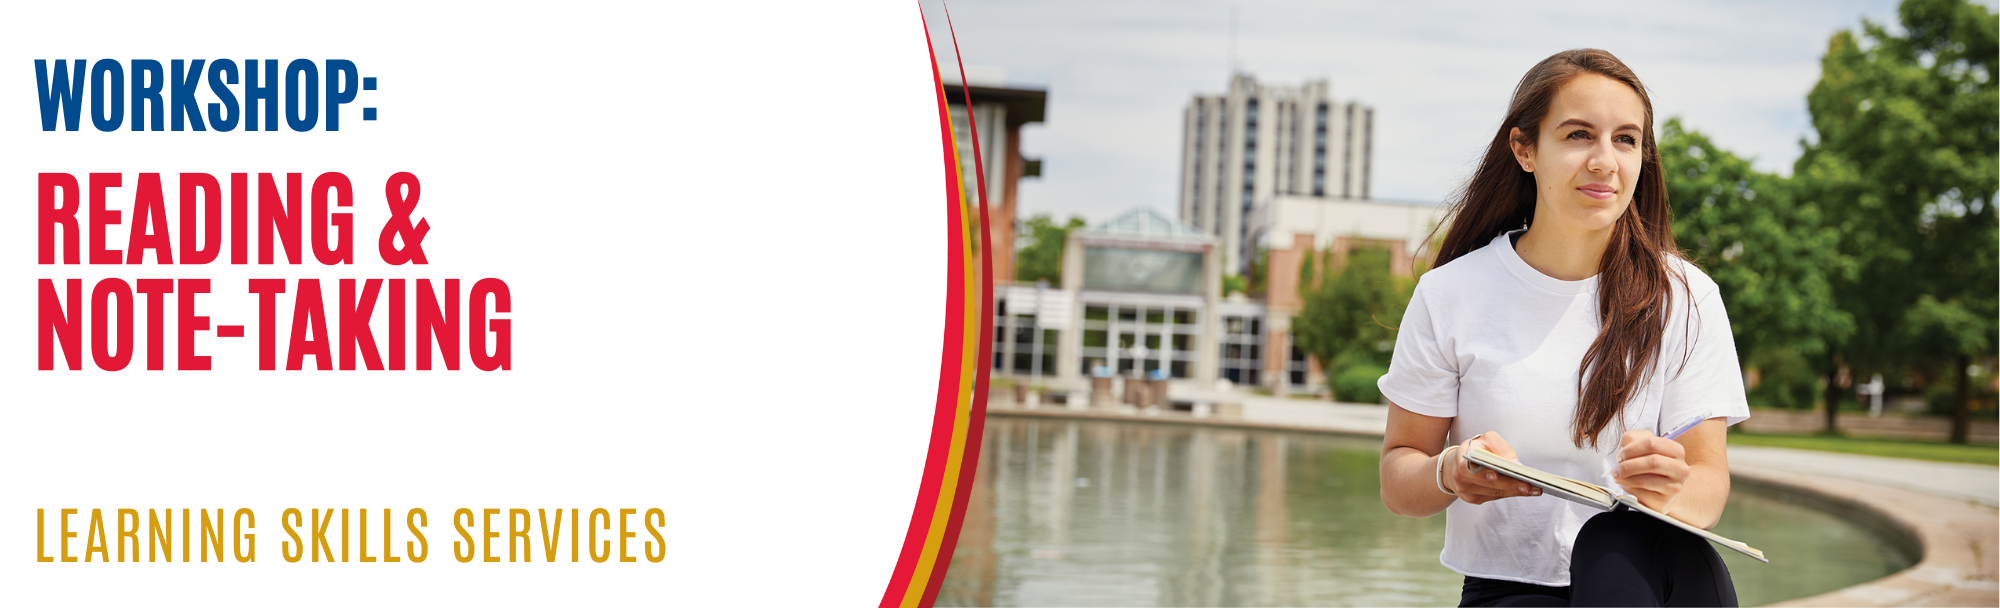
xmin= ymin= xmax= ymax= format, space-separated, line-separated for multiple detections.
xmin=1031 ymin=280 xmax=1045 ymax=402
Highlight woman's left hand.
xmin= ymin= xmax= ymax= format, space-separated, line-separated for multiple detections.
xmin=1612 ymin=429 xmax=1691 ymax=513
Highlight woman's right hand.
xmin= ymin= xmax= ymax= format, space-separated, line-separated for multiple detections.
xmin=1444 ymin=432 xmax=1542 ymax=505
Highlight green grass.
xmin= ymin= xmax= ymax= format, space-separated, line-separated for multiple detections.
xmin=1728 ymin=431 xmax=1999 ymax=466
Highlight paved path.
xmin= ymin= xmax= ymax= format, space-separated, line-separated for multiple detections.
xmin=1237 ymin=395 xmax=1388 ymax=433
xmin=1726 ymin=445 xmax=1998 ymax=508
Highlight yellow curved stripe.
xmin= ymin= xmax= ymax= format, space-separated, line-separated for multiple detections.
xmin=901 ymin=66 xmax=985 ymax=608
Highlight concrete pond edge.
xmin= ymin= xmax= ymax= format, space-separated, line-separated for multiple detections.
xmin=985 ymin=406 xmax=1999 ymax=607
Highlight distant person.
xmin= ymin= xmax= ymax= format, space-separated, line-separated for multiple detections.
xmin=1376 ymin=49 xmax=1750 ymax=607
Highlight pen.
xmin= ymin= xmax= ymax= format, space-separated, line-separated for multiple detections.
xmin=1662 ymin=414 xmax=1710 ymax=441
xmin=1603 ymin=414 xmax=1711 ymax=488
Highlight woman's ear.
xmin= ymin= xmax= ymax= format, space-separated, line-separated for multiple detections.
xmin=1509 ymin=127 xmax=1534 ymax=173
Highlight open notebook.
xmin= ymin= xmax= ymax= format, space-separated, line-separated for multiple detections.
xmin=1464 ymin=447 xmax=1767 ymax=563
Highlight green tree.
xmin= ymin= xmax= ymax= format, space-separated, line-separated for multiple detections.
xmin=1659 ymin=119 xmax=1855 ymax=410
xmin=1014 ymin=214 xmax=1086 ymax=285
xmin=1796 ymin=0 xmax=1998 ymax=441
xmin=1248 ymin=248 xmax=1270 ymax=295
xmin=1224 ymin=249 xmax=1269 ymax=297
xmin=1292 ymin=247 xmax=1412 ymax=401
xmin=1222 ymin=274 xmax=1248 ymax=297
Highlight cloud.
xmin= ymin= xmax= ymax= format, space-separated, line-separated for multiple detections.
xmin=933 ymin=0 xmax=1926 ymax=223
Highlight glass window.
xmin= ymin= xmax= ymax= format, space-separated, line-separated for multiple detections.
xmin=1290 ymin=345 xmax=1308 ymax=386
xmin=1119 ymin=333 xmax=1136 ymax=349
xmin=1013 ymin=353 xmax=1033 ymax=373
xmin=1086 ymin=249 xmax=1206 ymax=294
xmin=1173 ymin=309 xmax=1193 ymax=325
xmin=1145 ymin=309 xmax=1165 ymax=324
xmin=1171 ymin=361 xmax=1189 ymax=379
xmin=1084 ymin=330 xmax=1107 ymax=348
xmin=1117 ymin=307 xmax=1139 ymax=322
xmin=1171 ymin=334 xmax=1191 ymax=352
xmin=1226 ymin=317 xmax=1243 ymax=334
xmin=1145 ymin=334 xmax=1161 ymax=349
xmin=1085 ymin=306 xmax=1109 ymax=321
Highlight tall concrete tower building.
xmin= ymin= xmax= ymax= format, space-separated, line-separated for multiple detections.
xmin=1179 ymin=73 xmax=1373 ymax=274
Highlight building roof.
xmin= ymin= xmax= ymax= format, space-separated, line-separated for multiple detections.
xmin=1252 ymin=195 xmax=1447 ymax=254
xmin=1085 ymin=208 xmax=1206 ymax=237
xmin=946 ymin=83 xmax=1046 ymax=125
xmin=1075 ymin=208 xmax=1212 ymax=251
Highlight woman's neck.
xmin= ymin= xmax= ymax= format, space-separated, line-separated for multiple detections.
xmin=1514 ymin=221 xmax=1612 ymax=282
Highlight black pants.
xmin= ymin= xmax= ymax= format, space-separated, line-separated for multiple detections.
xmin=1459 ymin=509 xmax=1737 ymax=607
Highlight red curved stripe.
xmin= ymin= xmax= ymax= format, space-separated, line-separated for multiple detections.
xmin=918 ymin=2 xmax=995 ymax=604
xmin=884 ymin=2 xmax=992 ymax=604
xmin=880 ymin=3 xmax=990 ymax=606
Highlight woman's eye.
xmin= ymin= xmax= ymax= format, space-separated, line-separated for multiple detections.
xmin=1616 ymin=134 xmax=1638 ymax=145
xmin=1566 ymin=130 xmax=1590 ymax=140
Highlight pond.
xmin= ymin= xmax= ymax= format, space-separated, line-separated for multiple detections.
xmin=938 ymin=416 xmax=1916 ymax=607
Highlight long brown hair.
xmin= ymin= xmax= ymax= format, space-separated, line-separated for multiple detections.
xmin=1429 ymin=49 xmax=1690 ymax=449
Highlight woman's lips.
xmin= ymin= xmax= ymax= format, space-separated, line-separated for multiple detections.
xmin=1578 ymin=184 xmax=1617 ymax=200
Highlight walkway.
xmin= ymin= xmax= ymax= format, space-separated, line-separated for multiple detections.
xmin=1726 ymin=445 xmax=1998 ymax=508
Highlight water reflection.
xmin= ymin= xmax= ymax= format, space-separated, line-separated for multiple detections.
xmin=939 ymin=417 xmax=1914 ymax=607
xmin=1713 ymin=485 xmax=1917 ymax=606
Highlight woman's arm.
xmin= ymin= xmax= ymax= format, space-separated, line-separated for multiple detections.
xmin=1381 ymin=401 xmax=1540 ymax=517
xmin=1613 ymin=417 xmax=1730 ymax=529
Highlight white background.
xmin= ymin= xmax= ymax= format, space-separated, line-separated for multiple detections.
xmin=0 ymin=1 xmax=947 ymax=603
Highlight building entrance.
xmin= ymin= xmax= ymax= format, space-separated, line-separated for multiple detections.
xmin=1079 ymin=302 xmax=1197 ymax=379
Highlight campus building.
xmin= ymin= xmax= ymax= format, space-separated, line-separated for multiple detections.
xmin=994 ymin=199 xmax=1445 ymax=394
xmin=947 ymin=70 xmax=1045 ymax=283
xmin=978 ymin=68 xmax=1442 ymax=395
xmin=1179 ymin=73 xmax=1374 ymax=275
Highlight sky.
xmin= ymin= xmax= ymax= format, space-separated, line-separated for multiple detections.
xmin=929 ymin=0 xmax=1977 ymax=224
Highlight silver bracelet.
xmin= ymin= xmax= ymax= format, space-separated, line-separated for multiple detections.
xmin=1436 ymin=445 xmax=1461 ymax=497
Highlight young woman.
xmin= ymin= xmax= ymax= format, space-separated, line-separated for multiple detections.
xmin=1376 ymin=49 xmax=1750 ymax=607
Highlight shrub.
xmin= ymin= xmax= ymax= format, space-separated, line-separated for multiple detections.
xmin=1333 ymin=363 xmax=1388 ymax=405
xmin=1926 ymin=368 xmax=1999 ymax=419
xmin=1746 ymin=347 xmax=1817 ymax=410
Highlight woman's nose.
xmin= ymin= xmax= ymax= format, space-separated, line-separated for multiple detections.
xmin=1586 ymin=140 xmax=1615 ymax=174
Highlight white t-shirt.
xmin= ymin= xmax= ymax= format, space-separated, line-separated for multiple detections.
xmin=1377 ymin=229 xmax=1750 ymax=587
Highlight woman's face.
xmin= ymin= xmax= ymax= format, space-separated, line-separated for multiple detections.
xmin=1512 ymin=73 xmax=1647 ymax=235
